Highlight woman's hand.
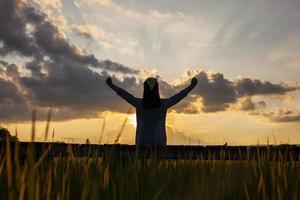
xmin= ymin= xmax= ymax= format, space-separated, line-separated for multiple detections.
xmin=106 ymin=77 xmax=113 ymax=86
xmin=191 ymin=77 xmax=198 ymax=87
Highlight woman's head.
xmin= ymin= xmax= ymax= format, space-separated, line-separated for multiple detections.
xmin=142 ymin=77 xmax=161 ymax=109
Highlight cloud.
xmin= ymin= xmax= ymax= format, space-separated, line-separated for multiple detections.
xmin=234 ymin=96 xmax=300 ymax=123
xmin=235 ymin=77 xmax=298 ymax=96
xmin=88 ymin=0 xmax=142 ymax=18
xmin=164 ymin=70 xmax=299 ymax=114
xmin=0 ymin=0 xmax=137 ymax=121
xmin=150 ymin=10 xmax=172 ymax=19
xmin=236 ymin=97 xmax=266 ymax=111
xmin=192 ymin=71 xmax=237 ymax=112
xmin=1 ymin=57 xmax=299 ymax=122
xmin=158 ymin=70 xmax=237 ymax=113
xmin=71 ymin=24 xmax=107 ymax=39
xmin=166 ymin=126 xmax=202 ymax=145
xmin=237 ymin=97 xmax=256 ymax=111
xmin=0 ymin=67 xmax=30 ymax=121
xmin=251 ymin=109 xmax=300 ymax=123
xmin=0 ymin=0 xmax=299 ymax=123
xmin=0 ymin=59 xmax=140 ymax=122
xmin=19 ymin=62 xmax=138 ymax=118
xmin=70 ymin=23 xmax=139 ymax=56
xmin=1 ymin=58 xmax=299 ymax=122
xmin=0 ymin=0 xmax=137 ymax=74
xmin=99 ymin=60 xmax=138 ymax=74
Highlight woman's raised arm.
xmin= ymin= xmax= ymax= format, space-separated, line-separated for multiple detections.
xmin=164 ymin=77 xmax=198 ymax=108
xmin=106 ymin=77 xmax=139 ymax=107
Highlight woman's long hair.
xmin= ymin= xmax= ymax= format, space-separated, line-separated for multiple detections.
xmin=142 ymin=77 xmax=161 ymax=109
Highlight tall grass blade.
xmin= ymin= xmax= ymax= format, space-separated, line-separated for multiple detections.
xmin=31 ymin=109 xmax=36 ymax=142
xmin=114 ymin=108 xmax=132 ymax=144
xmin=52 ymin=129 xmax=55 ymax=142
xmin=5 ymin=135 xmax=13 ymax=200
xmin=35 ymin=145 xmax=51 ymax=168
xmin=98 ymin=117 xmax=106 ymax=144
xmin=44 ymin=108 xmax=52 ymax=142
xmin=0 ymin=158 xmax=5 ymax=176
xmin=14 ymin=125 xmax=18 ymax=139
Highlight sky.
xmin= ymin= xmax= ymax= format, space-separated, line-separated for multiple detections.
xmin=0 ymin=0 xmax=300 ymax=145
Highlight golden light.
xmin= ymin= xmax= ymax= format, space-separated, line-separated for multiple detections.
xmin=129 ymin=114 xmax=137 ymax=128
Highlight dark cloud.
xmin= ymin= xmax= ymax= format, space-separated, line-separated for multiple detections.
xmin=0 ymin=60 xmax=8 ymax=75
xmin=158 ymin=71 xmax=237 ymax=113
xmin=18 ymin=62 xmax=136 ymax=116
xmin=0 ymin=0 xmax=299 ymax=123
xmin=98 ymin=60 xmax=139 ymax=74
xmin=0 ymin=59 xmax=139 ymax=122
xmin=1 ymin=56 xmax=299 ymax=122
xmin=192 ymin=72 xmax=237 ymax=112
xmin=0 ymin=78 xmax=24 ymax=104
xmin=0 ymin=58 xmax=299 ymax=122
xmin=237 ymin=97 xmax=267 ymax=111
xmin=0 ymin=61 xmax=20 ymax=79
xmin=251 ymin=109 xmax=300 ymax=123
xmin=0 ymin=71 xmax=30 ymax=121
xmin=0 ymin=0 xmax=139 ymax=121
xmin=235 ymin=78 xmax=298 ymax=96
xmin=0 ymin=0 xmax=39 ymax=57
xmin=271 ymin=114 xmax=300 ymax=123
xmin=166 ymin=71 xmax=299 ymax=113
xmin=0 ymin=0 xmax=136 ymax=75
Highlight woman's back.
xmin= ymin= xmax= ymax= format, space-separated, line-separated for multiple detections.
xmin=106 ymin=77 xmax=198 ymax=147
xmin=135 ymin=100 xmax=168 ymax=146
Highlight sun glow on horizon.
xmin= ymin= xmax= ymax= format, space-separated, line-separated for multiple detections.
xmin=129 ymin=114 xmax=137 ymax=128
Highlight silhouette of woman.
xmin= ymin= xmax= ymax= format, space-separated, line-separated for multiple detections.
xmin=106 ymin=76 xmax=198 ymax=146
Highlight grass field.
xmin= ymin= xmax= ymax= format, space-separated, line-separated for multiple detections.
xmin=0 ymin=139 xmax=299 ymax=200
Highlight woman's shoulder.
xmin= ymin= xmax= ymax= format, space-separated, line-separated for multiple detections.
xmin=134 ymin=98 xmax=142 ymax=107
xmin=160 ymin=98 xmax=169 ymax=104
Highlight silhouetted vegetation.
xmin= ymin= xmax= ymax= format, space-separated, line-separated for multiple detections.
xmin=0 ymin=141 xmax=299 ymax=199
xmin=0 ymin=126 xmax=18 ymax=142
